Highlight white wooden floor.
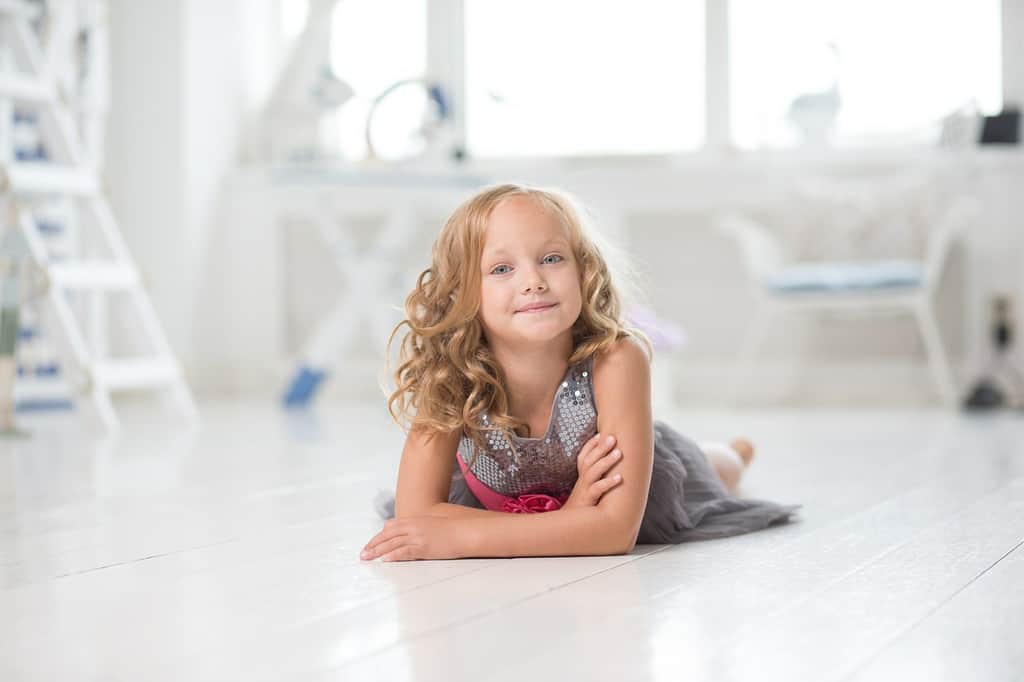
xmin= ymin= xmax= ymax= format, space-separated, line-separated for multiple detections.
xmin=1 ymin=400 xmax=1021 ymax=682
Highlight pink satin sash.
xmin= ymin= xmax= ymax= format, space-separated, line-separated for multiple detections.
xmin=456 ymin=451 xmax=569 ymax=514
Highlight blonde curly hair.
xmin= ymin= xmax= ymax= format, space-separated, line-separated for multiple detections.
xmin=385 ymin=182 xmax=651 ymax=462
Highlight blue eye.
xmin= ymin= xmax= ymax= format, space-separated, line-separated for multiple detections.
xmin=490 ymin=254 xmax=562 ymax=275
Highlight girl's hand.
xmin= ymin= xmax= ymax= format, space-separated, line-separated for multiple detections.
xmin=360 ymin=516 xmax=464 ymax=562
xmin=563 ymin=433 xmax=623 ymax=510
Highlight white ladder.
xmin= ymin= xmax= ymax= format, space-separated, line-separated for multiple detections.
xmin=0 ymin=0 xmax=197 ymax=432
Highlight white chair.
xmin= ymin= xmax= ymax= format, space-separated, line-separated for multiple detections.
xmin=716 ymin=195 xmax=980 ymax=407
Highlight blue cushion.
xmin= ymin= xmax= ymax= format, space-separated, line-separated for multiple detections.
xmin=765 ymin=260 xmax=924 ymax=293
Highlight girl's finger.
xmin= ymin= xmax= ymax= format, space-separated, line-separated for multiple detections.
xmin=583 ymin=434 xmax=615 ymax=469
xmin=380 ymin=546 xmax=416 ymax=562
xmin=593 ymin=449 xmax=621 ymax=476
xmin=363 ymin=535 xmax=410 ymax=560
xmin=363 ymin=530 xmax=390 ymax=551
xmin=364 ymin=527 xmax=407 ymax=553
xmin=590 ymin=473 xmax=622 ymax=496
xmin=577 ymin=434 xmax=602 ymax=468
xmin=583 ymin=448 xmax=620 ymax=487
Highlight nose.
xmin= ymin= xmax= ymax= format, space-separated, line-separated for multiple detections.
xmin=521 ymin=270 xmax=548 ymax=294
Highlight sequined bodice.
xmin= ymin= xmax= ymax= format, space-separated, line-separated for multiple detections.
xmin=457 ymin=355 xmax=598 ymax=498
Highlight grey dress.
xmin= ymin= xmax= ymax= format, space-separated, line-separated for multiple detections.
xmin=374 ymin=355 xmax=802 ymax=543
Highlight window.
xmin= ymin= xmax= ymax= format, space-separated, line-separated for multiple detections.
xmin=729 ymin=0 xmax=1003 ymax=148
xmin=279 ymin=0 xmax=428 ymax=161
xmin=331 ymin=0 xmax=428 ymax=160
xmin=464 ymin=0 xmax=705 ymax=158
xmin=276 ymin=0 xmax=1006 ymax=159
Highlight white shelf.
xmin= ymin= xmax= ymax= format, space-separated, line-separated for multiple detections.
xmin=49 ymin=263 xmax=139 ymax=290
xmin=7 ymin=163 xmax=100 ymax=195
xmin=94 ymin=359 xmax=180 ymax=391
xmin=0 ymin=73 xmax=53 ymax=101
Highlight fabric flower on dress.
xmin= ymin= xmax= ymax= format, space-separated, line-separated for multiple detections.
xmin=501 ymin=493 xmax=569 ymax=514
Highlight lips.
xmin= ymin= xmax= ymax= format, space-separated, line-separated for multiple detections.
xmin=516 ymin=302 xmax=557 ymax=313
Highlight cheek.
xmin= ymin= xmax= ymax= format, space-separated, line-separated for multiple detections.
xmin=568 ymin=290 xmax=584 ymax=318
xmin=561 ymin=270 xmax=584 ymax=307
xmin=479 ymin=283 xmax=506 ymax=316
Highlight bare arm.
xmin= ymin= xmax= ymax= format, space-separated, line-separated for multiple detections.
xmin=422 ymin=502 xmax=507 ymax=519
xmin=372 ymin=341 xmax=651 ymax=560
xmin=392 ymin=425 xmax=461 ymax=518
xmin=588 ymin=337 xmax=654 ymax=550
xmin=368 ymin=438 xmax=629 ymax=560
xmin=457 ymin=505 xmax=630 ymax=557
xmin=456 ymin=338 xmax=653 ymax=558
xmin=367 ymin=455 xmax=636 ymax=561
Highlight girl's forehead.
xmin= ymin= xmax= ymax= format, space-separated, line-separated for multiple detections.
xmin=483 ymin=197 xmax=569 ymax=249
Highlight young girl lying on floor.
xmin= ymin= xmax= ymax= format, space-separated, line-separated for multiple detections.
xmin=362 ymin=183 xmax=801 ymax=562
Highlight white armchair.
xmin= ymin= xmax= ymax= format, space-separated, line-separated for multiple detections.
xmin=716 ymin=194 xmax=980 ymax=406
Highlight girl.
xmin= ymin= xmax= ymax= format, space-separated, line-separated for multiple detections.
xmin=362 ymin=183 xmax=801 ymax=562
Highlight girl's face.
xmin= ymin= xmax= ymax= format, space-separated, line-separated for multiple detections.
xmin=477 ymin=195 xmax=583 ymax=351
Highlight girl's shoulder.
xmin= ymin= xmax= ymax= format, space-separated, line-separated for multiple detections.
xmin=591 ymin=336 xmax=651 ymax=378
xmin=588 ymin=335 xmax=654 ymax=437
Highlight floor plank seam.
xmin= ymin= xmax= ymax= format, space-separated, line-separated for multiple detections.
xmin=47 ymin=537 xmax=243 ymax=580
xmin=653 ymin=474 xmax=1024 ymax=662
xmin=836 ymin=537 xmax=1024 ymax=682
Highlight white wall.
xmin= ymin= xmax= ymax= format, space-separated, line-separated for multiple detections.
xmin=105 ymin=0 xmax=186 ymax=363
xmin=106 ymin=0 xmax=277 ymax=384
xmin=1003 ymin=0 xmax=1024 ymax=107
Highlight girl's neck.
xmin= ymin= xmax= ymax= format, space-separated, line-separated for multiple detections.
xmin=490 ymin=333 xmax=574 ymax=423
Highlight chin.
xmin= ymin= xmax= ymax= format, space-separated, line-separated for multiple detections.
xmin=516 ymin=323 xmax=574 ymax=343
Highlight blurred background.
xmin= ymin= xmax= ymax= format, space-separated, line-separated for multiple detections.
xmin=2 ymin=0 xmax=1024 ymax=432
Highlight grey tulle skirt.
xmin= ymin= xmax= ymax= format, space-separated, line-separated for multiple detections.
xmin=373 ymin=420 xmax=802 ymax=544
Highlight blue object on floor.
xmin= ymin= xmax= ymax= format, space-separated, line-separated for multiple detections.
xmin=765 ymin=260 xmax=924 ymax=293
xmin=282 ymin=366 xmax=328 ymax=408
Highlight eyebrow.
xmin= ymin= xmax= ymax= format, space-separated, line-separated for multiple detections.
xmin=483 ymin=238 xmax=569 ymax=260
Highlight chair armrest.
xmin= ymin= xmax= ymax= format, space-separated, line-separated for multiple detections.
xmin=923 ymin=196 xmax=981 ymax=287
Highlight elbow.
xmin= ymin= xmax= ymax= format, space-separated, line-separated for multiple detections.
xmin=619 ymin=519 xmax=643 ymax=554
xmin=591 ymin=508 xmax=641 ymax=555
xmin=606 ymin=509 xmax=642 ymax=555
xmin=608 ymin=524 xmax=639 ymax=556
xmin=605 ymin=539 xmax=635 ymax=556
xmin=616 ymin=535 xmax=638 ymax=555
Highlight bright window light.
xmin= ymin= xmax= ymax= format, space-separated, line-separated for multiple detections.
xmin=330 ymin=0 xmax=427 ymax=160
xmin=465 ymin=0 xmax=705 ymax=158
xmin=729 ymin=0 xmax=1003 ymax=148
xmin=277 ymin=0 xmax=427 ymax=161
xmin=280 ymin=0 xmax=308 ymax=43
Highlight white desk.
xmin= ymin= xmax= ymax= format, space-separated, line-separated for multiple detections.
xmin=212 ymin=151 xmax=1024 ymax=404
xmin=216 ymin=165 xmax=492 ymax=398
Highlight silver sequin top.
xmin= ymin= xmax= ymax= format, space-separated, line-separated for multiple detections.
xmin=458 ymin=355 xmax=597 ymax=498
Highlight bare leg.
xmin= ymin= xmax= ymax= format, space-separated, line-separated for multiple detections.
xmin=699 ymin=438 xmax=756 ymax=495
xmin=730 ymin=437 xmax=756 ymax=468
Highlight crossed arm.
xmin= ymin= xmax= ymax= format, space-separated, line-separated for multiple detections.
xmin=361 ymin=338 xmax=654 ymax=561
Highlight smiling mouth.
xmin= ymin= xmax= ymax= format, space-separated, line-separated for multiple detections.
xmin=516 ymin=303 xmax=557 ymax=314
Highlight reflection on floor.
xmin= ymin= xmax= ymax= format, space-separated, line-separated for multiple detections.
xmin=1 ymin=401 xmax=1021 ymax=681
